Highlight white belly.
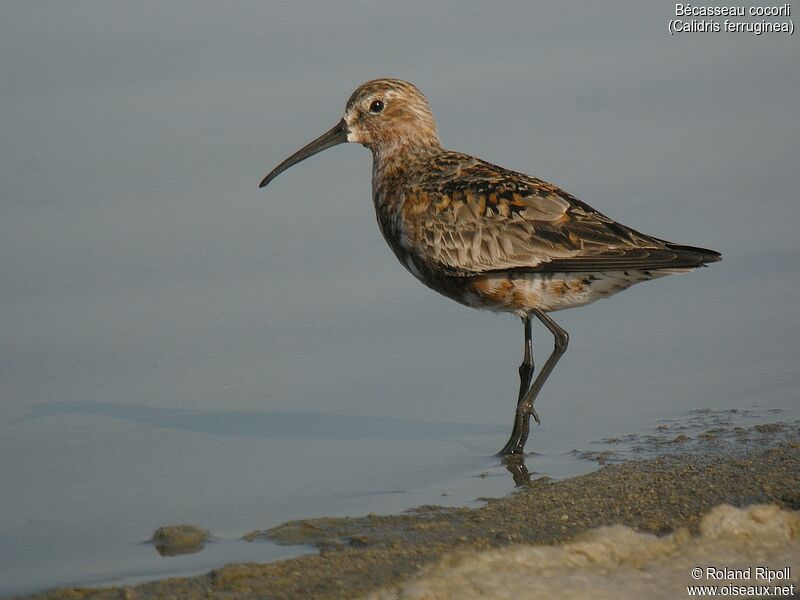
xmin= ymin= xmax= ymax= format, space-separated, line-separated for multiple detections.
xmin=461 ymin=269 xmax=689 ymax=316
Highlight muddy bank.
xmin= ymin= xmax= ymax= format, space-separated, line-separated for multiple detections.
xmin=19 ymin=426 xmax=800 ymax=600
xmin=367 ymin=503 xmax=799 ymax=599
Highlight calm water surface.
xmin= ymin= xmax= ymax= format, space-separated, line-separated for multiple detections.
xmin=2 ymin=3 xmax=798 ymax=596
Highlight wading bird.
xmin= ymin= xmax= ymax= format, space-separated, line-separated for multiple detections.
xmin=259 ymin=79 xmax=720 ymax=455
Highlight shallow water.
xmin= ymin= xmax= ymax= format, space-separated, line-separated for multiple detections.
xmin=2 ymin=2 xmax=799 ymax=597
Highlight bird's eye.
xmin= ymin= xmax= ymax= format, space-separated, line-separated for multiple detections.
xmin=369 ymin=99 xmax=385 ymax=114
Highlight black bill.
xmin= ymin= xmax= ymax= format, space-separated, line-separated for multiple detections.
xmin=259 ymin=119 xmax=349 ymax=188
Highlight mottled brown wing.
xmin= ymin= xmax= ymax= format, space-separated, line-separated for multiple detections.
xmin=404 ymin=153 xmax=686 ymax=276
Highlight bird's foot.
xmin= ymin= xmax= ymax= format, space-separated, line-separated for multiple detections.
xmin=496 ymin=439 xmax=525 ymax=457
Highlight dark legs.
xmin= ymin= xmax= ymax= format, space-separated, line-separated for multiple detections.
xmin=498 ymin=316 xmax=536 ymax=455
xmin=517 ymin=316 xmax=536 ymax=422
xmin=497 ymin=309 xmax=569 ymax=456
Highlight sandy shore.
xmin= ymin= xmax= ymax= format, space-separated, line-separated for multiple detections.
xmin=19 ymin=423 xmax=800 ymax=600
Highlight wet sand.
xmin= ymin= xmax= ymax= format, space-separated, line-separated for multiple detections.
xmin=19 ymin=423 xmax=800 ymax=600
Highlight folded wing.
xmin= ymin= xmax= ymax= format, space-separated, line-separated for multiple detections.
xmin=405 ymin=154 xmax=720 ymax=276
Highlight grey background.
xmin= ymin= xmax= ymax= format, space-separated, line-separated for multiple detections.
xmin=1 ymin=2 xmax=798 ymax=595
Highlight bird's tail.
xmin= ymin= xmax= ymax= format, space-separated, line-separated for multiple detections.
xmin=662 ymin=243 xmax=722 ymax=266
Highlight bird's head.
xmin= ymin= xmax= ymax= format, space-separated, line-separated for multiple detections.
xmin=259 ymin=78 xmax=441 ymax=188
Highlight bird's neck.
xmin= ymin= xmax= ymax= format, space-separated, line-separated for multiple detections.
xmin=371 ymin=142 xmax=441 ymax=190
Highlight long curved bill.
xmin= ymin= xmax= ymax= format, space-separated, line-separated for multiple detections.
xmin=259 ymin=119 xmax=349 ymax=188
